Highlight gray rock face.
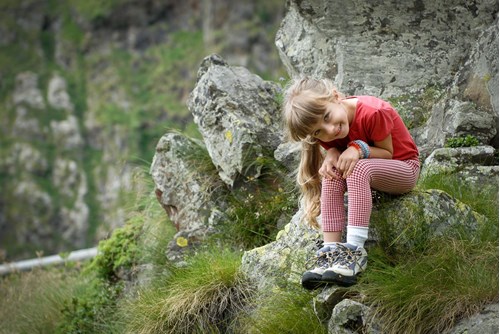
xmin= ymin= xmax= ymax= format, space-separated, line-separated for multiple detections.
xmin=277 ymin=0 xmax=496 ymax=98
xmin=450 ymin=303 xmax=499 ymax=334
xmin=47 ymin=74 xmax=74 ymax=112
xmin=188 ymin=54 xmax=282 ymax=187
xmin=328 ymin=299 xmax=381 ymax=334
xmin=150 ymin=132 xmax=226 ymax=240
xmin=277 ymin=0 xmax=498 ymax=152
xmin=421 ymin=146 xmax=498 ymax=187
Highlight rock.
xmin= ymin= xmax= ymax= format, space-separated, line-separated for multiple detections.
xmin=421 ymin=145 xmax=499 ymax=189
xmin=452 ymin=22 xmax=499 ymax=118
xmin=314 ymin=286 xmax=350 ymax=323
xmin=449 ymin=303 xmax=499 ymax=334
xmin=188 ymin=54 xmax=282 ymax=187
xmin=273 ymin=141 xmax=301 ymax=173
xmin=421 ymin=146 xmax=498 ymax=187
xmin=150 ymin=132 xmax=226 ymax=248
xmin=328 ymin=299 xmax=381 ymax=334
xmin=277 ymin=0 xmax=497 ymax=98
xmin=50 ymin=115 xmax=84 ymax=150
xmin=275 ymin=4 xmax=338 ymax=80
xmin=242 ymin=189 xmax=486 ymax=292
xmin=370 ymin=189 xmax=486 ymax=252
xmin=416 ymin=99 xmax=498 ymax=152
xmin=12 ymin=72 xmax=45 ymax=109
xmin=4 ymin=143 xmax=48 ymax=175
xmin=47 ymin=74 xmax=74 ymax=112
xmin=241 ymin=208 xmax=322 ymax=291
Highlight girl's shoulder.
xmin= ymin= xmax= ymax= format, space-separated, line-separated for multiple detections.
xmin=355 ymin=96 xmax=392 ymax=110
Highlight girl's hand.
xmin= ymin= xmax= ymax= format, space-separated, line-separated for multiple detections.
xmin=337 ymin=146 xmax=360 ymax=178
xmin=319 ymin=148 xmax=340 ymax=180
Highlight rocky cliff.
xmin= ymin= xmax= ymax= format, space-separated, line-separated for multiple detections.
xmin=150 ymin=0 xmax=498 ymax=332
xmin=0 ymin=0 xmax=285 ymax=261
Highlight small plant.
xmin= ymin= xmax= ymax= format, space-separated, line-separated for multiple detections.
xmin=125 ymin=248 xmax=252 ymax=334
xmin=57 ymin=277 xmax=124 ymax=334
xmin=214 ymin=151 xmax=299 ymax=250
xmin=87 ymin=216 xmax=143 ymax=282
xmin=445 ymin=134 xmax=480 ymax=148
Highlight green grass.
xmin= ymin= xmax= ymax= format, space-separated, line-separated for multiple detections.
xmin=237 ymin=287 xmax=328 ymax=334
xmin=0 ymin=267 xmax=81 ymax=334
xmin=357 ymin=238 xmax=498 ymax=334
xmin=124 ymin=248 xmax=252 ymax=334
xmin=417 ymin=172 xmax=499 ymax=235
xmin=353 ymin=172 xmax=499 ymax=333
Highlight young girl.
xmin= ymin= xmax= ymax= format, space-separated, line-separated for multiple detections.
xmin=282 ymin=77 xmax=420 ymax=288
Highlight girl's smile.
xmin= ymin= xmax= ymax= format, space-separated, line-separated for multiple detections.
xmin=311 ymin=99 xmax=356 ymax=142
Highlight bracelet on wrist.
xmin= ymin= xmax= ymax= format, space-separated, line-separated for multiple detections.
xmin=348 ymin=140 xmax=370 ymax=159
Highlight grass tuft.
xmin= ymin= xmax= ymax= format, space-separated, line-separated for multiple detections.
xmin=237 ymin=287 xmax=327 ymax=334
xmin=358 ymin=238 xmax=498 ymax=334
xmin=125 ymin=248 xmax=252 ymax=334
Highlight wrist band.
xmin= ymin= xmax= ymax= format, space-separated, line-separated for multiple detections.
xmin=348 ymin=141 xmax=363 ymax=158
xmin=348 ymin=140 xmax=370 ymax=159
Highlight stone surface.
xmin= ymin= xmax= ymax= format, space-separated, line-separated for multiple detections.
xmin=450 ymin=303 xmax=499 ymax=334
xmin=328 ymin=299 xmax=381 ymax=334
xmin=371 ymin=189 xmax=486 ymax=252
xmin=241 ymin=208 xmax=322 ymax=291
xmin=47 ymin=74 xmax=74 ymax=112
xmin=277 ymin=0 xmax=497 ymax=98
xmin=150 ymin=132 xmax=226 ymax=245
xmin=277 ymin=0 xmax=498 ymax=153
xmin=188 ymin=54 xmax=282 ymax=187
xmin=422 ymin=146 xmax=497 ymax=174
xmin=242 ymin=189 xmax=486 ymax=292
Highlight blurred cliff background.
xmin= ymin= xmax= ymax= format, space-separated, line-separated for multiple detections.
xmin=0 ymin=0 xmax=286 ymax=261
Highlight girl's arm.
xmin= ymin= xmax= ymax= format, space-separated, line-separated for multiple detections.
xmin=370 ymin=134 xmax=393 ymax=159
xmin=337 ymin=135 xmax=393 ymax=178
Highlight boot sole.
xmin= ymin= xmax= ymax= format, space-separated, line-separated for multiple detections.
xmin=302 ymin=271 xmax=359 ymax=290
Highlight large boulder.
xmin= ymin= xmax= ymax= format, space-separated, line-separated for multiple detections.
xmin=276 ymin=0 xmax=498 ymax=152
xmin=276 ymin=0 xmax=497 ymax=99
xmin=150 ymin=133 xmax=226 ymax=247
xmin=241 ymin=189 xmax=486 ymax=292
xmin=188 ymin=54 xmax=283 ymax=187
xmin=421 ymin=146 xmax=499 ymax=187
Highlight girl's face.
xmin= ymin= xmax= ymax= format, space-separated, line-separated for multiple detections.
xmin=310 ymin=101 xmax=350 ymax=142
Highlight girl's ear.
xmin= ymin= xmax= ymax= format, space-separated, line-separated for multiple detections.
xmin=332 ymin=89 xmax=341 ymax=102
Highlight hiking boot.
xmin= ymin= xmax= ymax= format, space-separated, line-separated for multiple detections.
xmin=328 ymin=243 xmax=367 ymax=285
xmin=301 ymin=244 xmax=342 ymax=290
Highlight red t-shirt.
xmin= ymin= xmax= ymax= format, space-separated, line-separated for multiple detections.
xmin=319 ymin=96 xmax=419 ymax=161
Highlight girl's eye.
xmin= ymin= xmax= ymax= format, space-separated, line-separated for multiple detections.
xmin=323 ymin=113 xmax=329 ymax=121
xmin=313 ymin=130 xmax=320 ymax=137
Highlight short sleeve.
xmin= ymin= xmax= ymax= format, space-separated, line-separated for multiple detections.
xmin=367 ymin=108 xmax=394 ymax=142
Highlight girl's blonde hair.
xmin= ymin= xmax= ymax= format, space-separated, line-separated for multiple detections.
xmin=282 ymin=77 xmax=342 ymax=228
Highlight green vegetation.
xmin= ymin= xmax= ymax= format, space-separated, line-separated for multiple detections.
xmin=388 ymin=84 xmax=445 ymax=129
xmin=354 ymin=172 xmax=499 ymax=333
xmin=445 ymin=134 xmax=480 ymax=148
xmin=216 ymin=153 xmax=298 ymax=249
xmin=125 ymin=248 xmax=251 ymax=334
xmin=0 ymin=168 xmax=497 ymax=333
xmin=238 ymin=287 xmax=328 ymax=334
xmin=0 ymin=268 xmax=80 ymax=334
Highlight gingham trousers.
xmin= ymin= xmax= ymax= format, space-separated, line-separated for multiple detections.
xmin=321 ymin=159 xmax=420 ymax=232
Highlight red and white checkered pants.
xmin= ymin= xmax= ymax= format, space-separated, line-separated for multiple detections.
xmin=321 ymin=159 xmax=420 ymax=232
